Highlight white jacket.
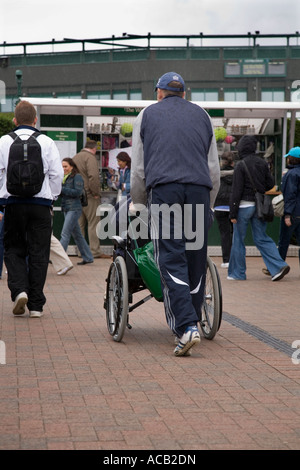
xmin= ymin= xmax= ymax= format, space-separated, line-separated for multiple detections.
xmin=0 ymin=127 xmax=63 ymax=204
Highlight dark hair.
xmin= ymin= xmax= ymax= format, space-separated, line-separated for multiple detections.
xmin=85 ymin=140 xmax=97 ymax=149
xmin=221 ymin=151 xmax=234 ymax=165
xmin=62 ymin=157 xmax=79 ymax=176
xmin=161 ymin=82 xmax=185 ymax=98
xmin=117 ymin=151 xmax=131 ymax=169
xmin=287 ymin=156 xmax=300 ymax=166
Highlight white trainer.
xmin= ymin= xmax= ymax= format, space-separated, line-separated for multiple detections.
xmin=29 ymin=311 xmax=44 ymax=318
xmin=13 ymin=292 xmax=28 ymax=315
xmin=174 ymin=326 xmax=200 ymax=356
xmin=57 ymin=266 xmax=73 ymax=276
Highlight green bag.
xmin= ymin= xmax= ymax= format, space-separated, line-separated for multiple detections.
xmin=133 ymin=241 xmax=163 ymax=301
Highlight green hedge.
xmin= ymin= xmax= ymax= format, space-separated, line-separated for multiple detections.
xmin=0 ymin=113 xmax=14 ymax=137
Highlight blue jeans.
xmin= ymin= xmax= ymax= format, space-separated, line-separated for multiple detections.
xmin=278 ymin=216 xmax=300 ymax=264
xmin=60 ymin=210 xmax=93 ymax=263
xmin=228 ymin=205 xmax=288 ymax=279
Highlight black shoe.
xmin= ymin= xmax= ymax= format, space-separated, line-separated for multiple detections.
xmin=77 ymin=260 xmax=94 ymax=265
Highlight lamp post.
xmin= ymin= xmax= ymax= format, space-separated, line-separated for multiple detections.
xmin=15 ymin=69 xmax=23 ymax=105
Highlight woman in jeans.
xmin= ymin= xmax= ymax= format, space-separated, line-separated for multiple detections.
xmin=60 ymin=158 xmax=94 ymax=265
xmin=228 ymin=135 xmax=289 ymax=282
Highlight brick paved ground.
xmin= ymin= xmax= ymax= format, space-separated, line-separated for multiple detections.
xmin=0 ymin=254 xmax=299 ymax=450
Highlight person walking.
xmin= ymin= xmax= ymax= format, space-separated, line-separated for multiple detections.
xmin=277 ymin=147 xmax=300 ymax=265
xmin=50 ymin=234 xmax=74 ymax=276
xmin=72 ymin=140 xmax=110 ymax=259
xmin=60 ymin=158 xmax=94 ymax=265
xmin=214 ymin=152 xmax=234 ymax=268
xmin=228 ymin=135 xmax=290 ymax=282
xmin=0 ymin=100 xmax=63 ymax=317
xmin=131 ymin=71 xmax=220 ymax=356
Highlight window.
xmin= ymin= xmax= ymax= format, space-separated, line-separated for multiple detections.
xmin=112 ymin=90 xmax=127 ymax=100
xmin=224 ymin=89 xmax=247 ymax=101
xmin=0 ymin=95 xmax=15 ymax=112
xmin=261 ymin=88 xmax=285 ymax=101
xmin=56 ymin=92 xmax=81 ymax=99
xmin=87 ymin=91 xmax=110 ymax=100
xmin=191 ymin=89 xmax=219 ymax=101
xmin=129 ymin=89 xmax=142 ymax=100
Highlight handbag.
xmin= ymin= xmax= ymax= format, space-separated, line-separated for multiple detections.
xmin=80 ymin=188 xmax=88 ymax=207
xmin=133 ymin=241 xmax=163 ymax=301
xmin=242 ymin=160 xmax=274 ymax=222
xmin=272 ymin=193 xmax=284 ymax=217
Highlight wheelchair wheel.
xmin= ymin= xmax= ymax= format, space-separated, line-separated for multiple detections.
xmin=106 ymin=256 xmax=129 ymax=342
xmin=200 ymin=256 xmax=222 ymax=340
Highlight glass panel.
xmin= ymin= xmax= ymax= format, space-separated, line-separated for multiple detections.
xmin=225 ymin=90 xmax=247 ymax=101
xmin=129 ymin=90 xmax=142 ymax=100
xmin=112 ymin=90 xmax=127 ymax=100
xmin=191 ymin=89 xmax=218 ymax=101
xmin=87 ymin=91 xmax=111 ymax=100
xmin=0 ymin=96 xmax=14 ymax=112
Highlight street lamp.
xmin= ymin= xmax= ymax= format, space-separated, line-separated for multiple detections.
xmin=15 ymin=69 xmax=23 ymax=105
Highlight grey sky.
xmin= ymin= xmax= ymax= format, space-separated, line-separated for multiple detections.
xmin=0 ymin=0 xmax=299 ymax=48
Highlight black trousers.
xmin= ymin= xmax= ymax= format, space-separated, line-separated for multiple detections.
xmin=4 ymin=204 xmax=52 ymax=311
xmin=214 ymin=210 xmax=233 ymax=263
xmin=149 ymin=183 xmax=209 ymax=337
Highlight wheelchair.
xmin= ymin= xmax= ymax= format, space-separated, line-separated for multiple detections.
xmin=104 ymin=218 xmax=223 ymax=343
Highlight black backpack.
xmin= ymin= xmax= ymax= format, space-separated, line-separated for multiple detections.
xmin=7 ymin=131 xmax=45 ymax=197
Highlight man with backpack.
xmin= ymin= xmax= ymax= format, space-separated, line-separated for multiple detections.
xmin=0 ymin=100 xmax=63 ymax=318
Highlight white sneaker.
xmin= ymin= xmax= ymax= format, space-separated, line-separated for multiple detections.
xmin=13 ymin=292 xmax=28 ymax=315
xmin=29 ymin=311 xmax=44 ymax=318
xmin=221 ymin=262 xmax=229 ymax=268
xmin=57 ymin=265 xmax=73 ymax=276
xmin=174 ymin=335 xmax=192 ymax=356
xmin=174 ymin=326 xmax=200 ymax=356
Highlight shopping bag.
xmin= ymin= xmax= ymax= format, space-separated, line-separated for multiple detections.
xmin=133 ymin=241 xmax=163 ymax=301
xmin=272 ymin=194 xmax=284 ymax=217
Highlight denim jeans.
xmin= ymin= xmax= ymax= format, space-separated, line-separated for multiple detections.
xmin=278 ymin=215 xmax=300 ymax=264
xmin=60 ymin=210 xmax=93 ymax=263
xmin=228 ymin=205 xmax=288 ymax=279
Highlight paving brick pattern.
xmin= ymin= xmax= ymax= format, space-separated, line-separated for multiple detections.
xmin=0 ymin=255 xmax=299 ymax=450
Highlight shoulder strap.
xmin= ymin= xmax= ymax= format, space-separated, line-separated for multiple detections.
xmin=242 ymin=160 xmax=257 ymax=193
xmin=31 ymin=131 xmax=41 ymax=139
xmin=8 ymin=131 xmax=18 ymax=141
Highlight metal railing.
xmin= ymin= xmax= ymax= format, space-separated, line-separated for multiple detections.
xmin=1 ymin=32 xmax=300 ymax=56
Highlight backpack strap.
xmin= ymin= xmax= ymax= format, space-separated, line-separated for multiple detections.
xmin=8 ymin=131 xmax=18 ymax=141
xmin=31 ymin=131 xmax=41 ymax=139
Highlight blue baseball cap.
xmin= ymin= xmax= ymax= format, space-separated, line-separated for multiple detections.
xmin=155 ymin=72 xmax=185 ymax=92
xmin=284 ymin=147 xmax=300 ymax=158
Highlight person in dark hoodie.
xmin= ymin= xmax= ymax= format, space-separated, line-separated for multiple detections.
xmin=228 ymin=135 xmax=290 ymax=282
xmin=277 ymin=147 xmax=300 ymax=265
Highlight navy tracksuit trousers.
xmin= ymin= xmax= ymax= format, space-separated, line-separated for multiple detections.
xmin=149 ymin=183 xmax=210 ymax=337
